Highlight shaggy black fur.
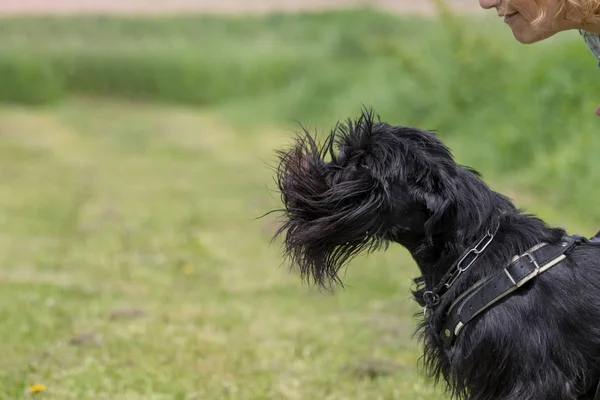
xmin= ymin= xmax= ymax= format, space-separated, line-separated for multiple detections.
xmin=271 ymin=108 xmax=600 ymax=400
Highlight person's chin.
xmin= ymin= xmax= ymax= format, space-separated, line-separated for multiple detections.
xmin=511 ymin=29 xmax=541 ymax=44
xmin=507 ymin=19 xmax=558 ymax=44
xmin=512 ymin=29 xmax=558 ymax=44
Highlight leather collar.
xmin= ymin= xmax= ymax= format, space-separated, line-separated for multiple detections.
xmin=437 ymin=233 xmax=600 ymax=348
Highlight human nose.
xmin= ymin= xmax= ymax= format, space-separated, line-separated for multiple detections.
xmin=479 ymin=0 xmax=500 ymax=9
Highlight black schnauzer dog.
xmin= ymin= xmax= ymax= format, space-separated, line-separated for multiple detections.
xmin=271 ymin=109 xmax=600 ymax=400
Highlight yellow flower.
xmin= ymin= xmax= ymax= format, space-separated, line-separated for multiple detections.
xmin=27 ymin=384 xmax=47 ymax=394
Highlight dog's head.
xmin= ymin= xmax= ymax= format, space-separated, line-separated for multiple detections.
xmin=273 ymin=109 xmax=514 ymax=288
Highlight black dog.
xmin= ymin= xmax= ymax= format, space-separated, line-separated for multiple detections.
xmin=271 ymin=109 xmax=600 ymax=400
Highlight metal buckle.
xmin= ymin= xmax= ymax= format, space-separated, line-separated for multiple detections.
xmin=503 ymin=267 xmax=518 ymax=286
xmin=523 ymin=252 xmax=540 ymax=271
xmin=504 ymin=252 xmax=540 ymax=288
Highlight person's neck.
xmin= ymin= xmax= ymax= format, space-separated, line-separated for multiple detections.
xmin=559 ymin=11 xmax=600 ymax=35
xmin=579 ymin=22 xmax=600 ymax=35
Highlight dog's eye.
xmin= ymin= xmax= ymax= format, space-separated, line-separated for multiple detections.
xmin=349 ymin=161 xmax=369 ymax=172
xmin=357 ymin=157 xmax=370 ymax=170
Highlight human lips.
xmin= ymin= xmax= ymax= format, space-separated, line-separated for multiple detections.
xmin=502 ymin=11 xmax=519 ymax=22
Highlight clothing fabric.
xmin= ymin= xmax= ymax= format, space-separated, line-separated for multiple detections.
xmin=580 ymin=30 xmax=600 ymax=66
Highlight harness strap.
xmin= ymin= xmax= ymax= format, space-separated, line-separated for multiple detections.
xmin=440 ymin=234 xmax=579 ymax=347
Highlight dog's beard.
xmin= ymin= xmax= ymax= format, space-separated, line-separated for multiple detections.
xmin=272 ymin=126 xmax=391 ymax=289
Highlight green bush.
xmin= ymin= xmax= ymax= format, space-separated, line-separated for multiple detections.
xmin=0 ymin=52 xmax=64 ymax=104
xmin=0 ymin=10 xmax=595 ymax=119
xmin=0 ymin=9 xmax=598 ymax=224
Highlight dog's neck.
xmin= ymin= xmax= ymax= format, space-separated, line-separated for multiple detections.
xmin=400 ymin=223 xmax=498 ymax=290
xmin=400 ymin=211 xmax=566 ymax=302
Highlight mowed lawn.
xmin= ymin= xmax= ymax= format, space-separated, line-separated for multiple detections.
xmin=0 ymin=99 xmax=444 ymax=399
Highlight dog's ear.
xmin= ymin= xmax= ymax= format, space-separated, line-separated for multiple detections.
xmin=416 ymin=175 xmax=456 ymax=245
xmin=419 ymin=164 xmax=513 ymax=247
xmin=424 ymin=192 xmax=446 ymax=215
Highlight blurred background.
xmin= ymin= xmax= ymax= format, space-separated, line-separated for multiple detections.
xmin=0 ymin=0 xmax=598 ymax=399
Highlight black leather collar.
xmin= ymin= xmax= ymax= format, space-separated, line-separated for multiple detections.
xmin=419 ymin=229 xmax=600 ymax=399
xmin=437 ymin=233 xmax=600 ymax=348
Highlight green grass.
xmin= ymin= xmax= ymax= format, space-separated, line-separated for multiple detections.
xmin=0 ymin=98 xmax=596 ymax=399
xmin=0 ymin=99 xmax=451 ymax=399
xmin=1 ymin=7 xmax=600 ymax=399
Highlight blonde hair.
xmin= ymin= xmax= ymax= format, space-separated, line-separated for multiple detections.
xmin=532 ymin=0 xmax=600 ymax=26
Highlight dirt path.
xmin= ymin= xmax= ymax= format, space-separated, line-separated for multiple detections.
xmin=0 ymin=0 xmax=480 ymax=16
